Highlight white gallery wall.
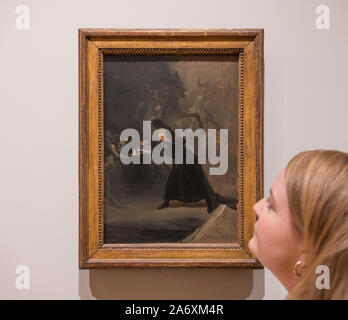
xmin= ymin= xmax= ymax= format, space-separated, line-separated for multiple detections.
xmin=0 ymin=0 xmax=347 ymax=299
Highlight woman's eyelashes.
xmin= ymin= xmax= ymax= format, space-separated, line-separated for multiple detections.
xmin=266 ymin=196 xmax=273 ymax=210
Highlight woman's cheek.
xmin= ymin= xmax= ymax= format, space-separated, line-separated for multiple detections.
xmin=252 ymin=216 xmax=278 ymax=261
xmin=258 ymin=216 xmax=278 ymax=246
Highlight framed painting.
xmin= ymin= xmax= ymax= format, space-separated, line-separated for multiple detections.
xmin=79 ymin=28 xmax=264 ymax=268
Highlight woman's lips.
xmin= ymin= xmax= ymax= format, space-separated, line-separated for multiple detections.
xmin=253 ymin=223 xmax=258 ymax=236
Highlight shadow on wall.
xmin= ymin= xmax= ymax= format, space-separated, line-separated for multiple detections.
xmin=78 ymin=269 xmax=265 ymax=300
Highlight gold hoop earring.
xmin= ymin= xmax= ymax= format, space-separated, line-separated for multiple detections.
xmin=293 ymin=260 xmax=305 ymax=277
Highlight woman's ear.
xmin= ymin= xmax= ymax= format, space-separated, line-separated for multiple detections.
xmin=298 ymin=249 xmax=306 ymax=264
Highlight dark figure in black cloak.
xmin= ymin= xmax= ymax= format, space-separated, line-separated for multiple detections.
xmin=152 ymin=119 xmax=238 ymax=214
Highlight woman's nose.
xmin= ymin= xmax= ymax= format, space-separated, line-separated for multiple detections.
xmin=253 ymin=199 xmax=263 ymax=220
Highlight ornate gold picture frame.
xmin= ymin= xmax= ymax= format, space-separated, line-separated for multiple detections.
xmin=79 ymin=28 xmax=264 ymax=268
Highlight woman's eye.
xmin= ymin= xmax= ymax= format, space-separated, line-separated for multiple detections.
xmin=266 ymin=196 xmax=273 ymax=210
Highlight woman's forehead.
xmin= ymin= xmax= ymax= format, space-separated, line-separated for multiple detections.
xmin=271 ymin=170 xmax=285 ymax=198
xmin=272 ymin=169 xmax=289 ymax=210
xmin=274 ymin=168 xmax=286 ymax=188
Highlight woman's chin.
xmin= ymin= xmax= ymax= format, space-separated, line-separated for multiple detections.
xmin=248 ymin=236 xmax=257 ymax=256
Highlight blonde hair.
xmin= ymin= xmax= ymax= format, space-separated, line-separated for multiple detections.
xmin=284 ymin=150 xmax=348 ymax=299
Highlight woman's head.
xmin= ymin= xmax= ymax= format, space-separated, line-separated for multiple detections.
xmin=248 ymin=150 xmax=348 ymax=299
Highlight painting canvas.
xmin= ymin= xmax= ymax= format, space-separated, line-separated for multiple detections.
xmin=103 ymin=54 xmax=239 ymax=244
xmin=79 ymin=28 xmax=264 ymax=268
